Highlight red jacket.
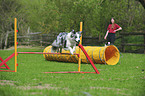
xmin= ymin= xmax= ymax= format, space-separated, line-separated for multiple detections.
xmin=107 ymin=24 xmax=120 ymax=33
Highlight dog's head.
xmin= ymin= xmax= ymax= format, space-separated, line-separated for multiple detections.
xmin=70 ymin=30 xmax=82 ymax=43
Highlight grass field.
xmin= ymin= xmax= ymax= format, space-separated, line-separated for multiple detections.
xmin=0 ymin=47 xmax=145 ymax=96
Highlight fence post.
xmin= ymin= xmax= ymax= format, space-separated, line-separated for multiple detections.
xmin=41 ymin=34 xmax=42 ymax=46
xmin=121 ymin=34 xmax=125 ymax=52
xmin=144 ymin=34 xmax=145 ymax=54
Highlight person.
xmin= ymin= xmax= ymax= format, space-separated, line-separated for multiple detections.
xmin=104 ymin=18 xmax=122 ymax=45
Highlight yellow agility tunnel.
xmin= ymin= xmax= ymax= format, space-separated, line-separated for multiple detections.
xmin=43 ymin=45 xmax=120 ymax=65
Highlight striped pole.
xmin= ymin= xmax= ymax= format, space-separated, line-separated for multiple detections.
xmin=78 ymin=22 xmax=83 ymax=72
xmin=78 ymin=44 xmax=100 ymax=74
xmin=14 ymin=18 xmax=18 ymax=72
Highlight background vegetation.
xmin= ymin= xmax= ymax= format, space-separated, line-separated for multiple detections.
xmin=0 ymin=0 xmax=145 ymax=50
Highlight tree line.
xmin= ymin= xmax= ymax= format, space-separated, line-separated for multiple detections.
xmin=0 ymin=0 xmax=145 ymax=49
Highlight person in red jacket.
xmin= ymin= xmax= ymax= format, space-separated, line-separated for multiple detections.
xmin=104 ymin=18 xmax=122 ymax=45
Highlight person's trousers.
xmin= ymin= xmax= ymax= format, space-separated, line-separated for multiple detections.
xmin=107 ymin=33 xmax=115 ymax=45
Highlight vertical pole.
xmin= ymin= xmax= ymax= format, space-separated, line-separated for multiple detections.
xmin=14 ymin=18 xmax=17 ymax=72
xmin=78 ymin=22 xmax=83 ymax=72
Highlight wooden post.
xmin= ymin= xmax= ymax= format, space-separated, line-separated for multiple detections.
xmin=121 ymin=34 xmax=125 ymax=52
xmin=41 ymin=34 xmax=42 ymax=46
xmin=144 ymin=34 xmax=145 ymax=54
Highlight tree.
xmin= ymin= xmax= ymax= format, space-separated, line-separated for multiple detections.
xmin=0 ymin=0 xmax=27 ymax=49
xmin=138 ymin=0 xmax=145 ymax=9
xmin=0 ymin=0 xmax=145 ymax=49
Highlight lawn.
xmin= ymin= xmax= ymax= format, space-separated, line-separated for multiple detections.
xmin=0 ymin=47 xmax=145 ymax=96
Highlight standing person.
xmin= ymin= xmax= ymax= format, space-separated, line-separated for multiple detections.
xmin=104 ymin=18 xmax=122 ymax=45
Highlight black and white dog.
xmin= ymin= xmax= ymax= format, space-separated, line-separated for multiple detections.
xmin=51 ymin=30 xmax=82 ymax=54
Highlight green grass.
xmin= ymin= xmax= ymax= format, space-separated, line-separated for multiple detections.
xmin=0 ymin=47 xmax=145 ymax=96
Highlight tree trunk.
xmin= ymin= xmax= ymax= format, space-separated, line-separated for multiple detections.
xmin=139 ymin=0 xmax=145 ymax=9
xmin=4 ymin=31 xmax=9 ymax=49
xmin=27 ymin=27 xmax=30 ymax=46
xmin=0 ymin=34 xmax=3 ymax=49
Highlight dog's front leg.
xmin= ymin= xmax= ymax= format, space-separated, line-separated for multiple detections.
xmin=68 ymin=47 xmax=74 ymax=55
xmin=72 ymin=46 xmax=76 ymax=53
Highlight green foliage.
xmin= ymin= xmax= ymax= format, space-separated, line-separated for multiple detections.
xmin=1 ymin=0 xmax=145 ymax=35
xmin=0 ymin=0 xmax=145 ymax=49
xmin=0 ymin=47 xmax=145 ymax=96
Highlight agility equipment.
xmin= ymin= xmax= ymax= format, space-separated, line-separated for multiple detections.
xmin=43 ymin=45 xmax=120 ymax=65
xmin=43 ymin=21 xmax=100 ymax=74
xmin=0 ymin=54 xmax=14 ymax=71
xmin=0 ymin=18 xmax=18 ymax=72
xmin=0 ymin=19 xmax=100 ymax=74
xmin=15 ymin=18 xmax=18 ymax=72
xmin=43 ymin=43 xmax=100 ymax=74
xmin=78 ymin=22 xmax=83 ymax=72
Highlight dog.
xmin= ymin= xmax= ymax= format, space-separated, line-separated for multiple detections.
xmin=51 ymin=30 xmax=82 ymax=54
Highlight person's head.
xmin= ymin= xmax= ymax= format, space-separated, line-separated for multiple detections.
xmin=111 ymin=18 xmax=115 ymax=29
xmin=111 ymin=18 xmax=115 ymax=24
